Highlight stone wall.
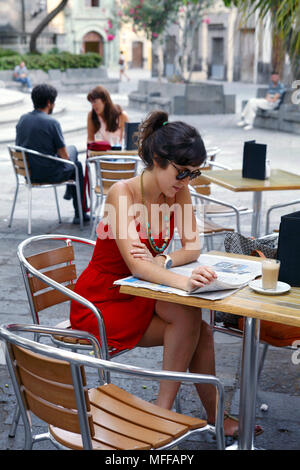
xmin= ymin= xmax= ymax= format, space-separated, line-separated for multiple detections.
xmin=0 ymin=67 xmax=119 ymax=93
xmin=129 ymin=80 xmax=235 ymax=115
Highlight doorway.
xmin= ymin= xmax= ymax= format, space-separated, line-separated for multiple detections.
xmin=240 ymin=29 xmax=255 ymax=82
xmin=83 ymin=31 xmax=104 ymax=59
xmin=132 ymin=41 xmax=143 ymax=68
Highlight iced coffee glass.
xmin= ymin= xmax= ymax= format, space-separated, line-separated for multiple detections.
xmin=262 ymin=259 xmax=281 ymax=290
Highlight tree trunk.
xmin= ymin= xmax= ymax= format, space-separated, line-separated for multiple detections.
xmin=29 ymin=0 xmax=68 ymax=53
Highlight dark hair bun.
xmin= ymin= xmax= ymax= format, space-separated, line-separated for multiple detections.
xmin=138 ymin=110 xmax=206 ymax=170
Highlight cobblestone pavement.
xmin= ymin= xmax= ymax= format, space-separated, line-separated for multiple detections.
xmin=0 ymin=69 xmax=299 ymax=451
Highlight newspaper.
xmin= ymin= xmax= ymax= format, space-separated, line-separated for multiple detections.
xmin=114 ymin=254 xmax=262 ymax=300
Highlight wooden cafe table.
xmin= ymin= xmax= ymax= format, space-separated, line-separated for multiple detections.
xmin=120 ymin=252 xmax=300 ymax=450
xmin=203 ymin=169 xmax=300 ymax=237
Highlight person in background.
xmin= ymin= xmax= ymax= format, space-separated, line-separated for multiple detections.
xmin=119 ymin=51 xmax=130 ymax=82
xmin=87 ymin=85 xmax=129 ymax=146
xmin=237 ymin=71 xmax=285 ymax=130
xmin=15 ymin=83 xmax=89 ymax=225
xmin=13 ymin=61 xmax=32 ymax=92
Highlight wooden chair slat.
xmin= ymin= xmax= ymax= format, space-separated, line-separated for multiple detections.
xmin=18 ymin=366 xmax=85 ymax=410
xmin=191 ymin=174 xmax=211 ymax=185
xmin=26 ymin=245 xmax=75 ymax=270
xmin=89 ymin=388 xmax=188 ymax=437
xmin=12 ymin=158 xmax=26 ymax=170
xmin=32 ymin=283 xmax=75 ymax=312
xmin=98 ymin=383 xmax=206 ymax=430
xmin=12 ymin=344 xmax=76 ymax=385
xmin=24 ymin=389 xmax=91 ymax=435
xmin=90 ymin=405 xmax=172 ymax=448
xmin=202 ymin=219 xmax=234 ymax=234
xmin=91 ymin=422 xmax=150 ymax=450
xmin=101 ymin=171 xmax=135 ymax=180
xmin=192 ymin=186 xmax=211 ymax=196
xmin=28 ymin=265 xmax=77 ymax=293
xmin=49 ymin=426 xmax=116 ymax=450
xmin=100 ymin=162 xmax=136 ymax=170
xmin=15 ymin=168 xmax=27 ymax=177
xmin=102 ymin=180 xmax=117 ymax=192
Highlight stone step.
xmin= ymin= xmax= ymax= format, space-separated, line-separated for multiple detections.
xmin=0 ymin=88 xmax=25 ymax=109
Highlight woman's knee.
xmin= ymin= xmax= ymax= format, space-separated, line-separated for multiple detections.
xmin=156 ymin=301 xmax=201 ymax=332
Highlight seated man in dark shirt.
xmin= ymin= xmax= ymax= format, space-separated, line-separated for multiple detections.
xmin=16 ymin=83 xmax=89 ymax=224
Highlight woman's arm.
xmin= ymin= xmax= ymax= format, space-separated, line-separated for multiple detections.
xmin=87 ymin=111 xmax=96 ymax=143
xmin=105 ymin=182 xmax=214 ymax=291
xmin=165 ymin=185 xmax=201 ymax=268
xmin=119 ymin=111 xmax=129 ymax=140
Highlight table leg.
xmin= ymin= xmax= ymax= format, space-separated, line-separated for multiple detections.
xmin=251 ymin=192 xmax=262 ymax=238
xmin=238 ymin=317 xmax=261 ymax=450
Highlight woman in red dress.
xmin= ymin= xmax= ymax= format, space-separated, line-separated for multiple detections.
xmin=70 ymin=110 xmax=240 ymax=438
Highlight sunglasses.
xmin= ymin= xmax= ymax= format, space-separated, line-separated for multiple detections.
xmin=167 ymin=160 xmax=202 ymax=181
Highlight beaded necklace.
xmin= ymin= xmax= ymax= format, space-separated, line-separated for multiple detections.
xmin=140 ymin=171 xmax=170 ymax=254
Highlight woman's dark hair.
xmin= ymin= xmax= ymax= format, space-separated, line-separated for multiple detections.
xmin=31 ymin=84 xmax=57 ymax=109
xmin=138 ymin=110 xmax=206 ymax=169
xmin=87 ymin=85 xmax=122 ymax=133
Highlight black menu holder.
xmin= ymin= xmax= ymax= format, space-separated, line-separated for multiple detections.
xmin=124 ymin=122 xmax=140 ymax=150
xmin=277 ymin=211 xmax=300 ymax=287
xmin=242 ymin=140 xmax=267 ymax=180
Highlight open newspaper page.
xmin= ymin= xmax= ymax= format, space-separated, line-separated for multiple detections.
xmin=114 ymin=254 xmax=262 ymax=300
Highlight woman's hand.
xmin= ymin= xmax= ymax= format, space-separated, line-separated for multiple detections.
xmin=130 ymin=242 xmax=154 ymax=262
xmin=186 ymin=265 xmax=217 ymax=292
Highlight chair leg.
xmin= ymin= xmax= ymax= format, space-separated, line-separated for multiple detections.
xmin=8 ymin=184 xmax=19 ymax=228
xmin=9 ymin=404 xmax=20 ymax=438
xmin=75 ymin=180 xmax=83 ymax=230
xmin=27 ymin=186 xmax=32 ymax=235
xmin=53 ymin=187 xmax=62 ymax=224
xmin=90 ymin=196 xmax=103 ymax=239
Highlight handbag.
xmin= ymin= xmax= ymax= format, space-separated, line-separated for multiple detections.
xmin=277 ymin=211 xmax=300 ymax=286
xmin=224 ymin=232 xmax=278 ymax=259
xmin=87 ymin=141 xmax=111 ymax=151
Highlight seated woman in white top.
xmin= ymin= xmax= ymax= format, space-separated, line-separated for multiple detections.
xmin=87 ymin=85 xmax=129 ymax=146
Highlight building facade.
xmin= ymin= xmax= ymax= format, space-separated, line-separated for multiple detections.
xmin=0 ymin=0 xmax=121 ymax=67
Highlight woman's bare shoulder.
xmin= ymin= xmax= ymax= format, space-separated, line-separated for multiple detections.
xmin=106 ymin=176 xmax=140 ymax=201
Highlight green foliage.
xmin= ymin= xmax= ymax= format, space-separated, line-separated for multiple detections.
xmin=0 ymin=52 xmax=102 ymax=71
xmin=121 ymin=0 xmax=181 ymax=40
xmin=0 ymin=47 xmax=18 ymax=57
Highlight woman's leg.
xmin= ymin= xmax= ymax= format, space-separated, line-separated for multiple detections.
xmin=189 ymin=320 xmax=239 ymax=436
xmin=137 ymin=301 xmax=239 ymax=436
xmin=137 ymin=300 xmax=203 ymax=409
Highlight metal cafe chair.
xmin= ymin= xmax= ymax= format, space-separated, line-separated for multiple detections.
xmin=17 ymin=234 xmax=118 ymax=361
xmin=86 ymin=154 xmax=139 ymax=238
xmin=8 ymin=145 xmax=84 ymax=234
xmin=12 ymin=233 xmax=183 ymax=437
xmin=0 ymin=323 xmax=225 ymax=450
xmin=265 ymin=199 xmax=300 ymax=234
xmin=186 ymin=189 xmax=242 ymax=252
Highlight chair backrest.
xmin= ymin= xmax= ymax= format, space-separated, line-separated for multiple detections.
xmin=8 ymin=145 xmax=31 ymax=182
xmin=18 ymin=235 xmax=95 ymax=325
xmin=98 ymin=158 xmax=138 ymax=195
xmin=3 ymin=324 xmax=96 ymax=449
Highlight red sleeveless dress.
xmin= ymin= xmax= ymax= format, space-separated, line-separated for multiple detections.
xmin=70 ymin=215 xmax=174 ymax=354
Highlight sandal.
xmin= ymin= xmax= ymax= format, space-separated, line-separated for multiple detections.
xmin=224 ymin=412 xmax=263 ymax=445
xmin=209 ymin=412 xmax=264 ymax=446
